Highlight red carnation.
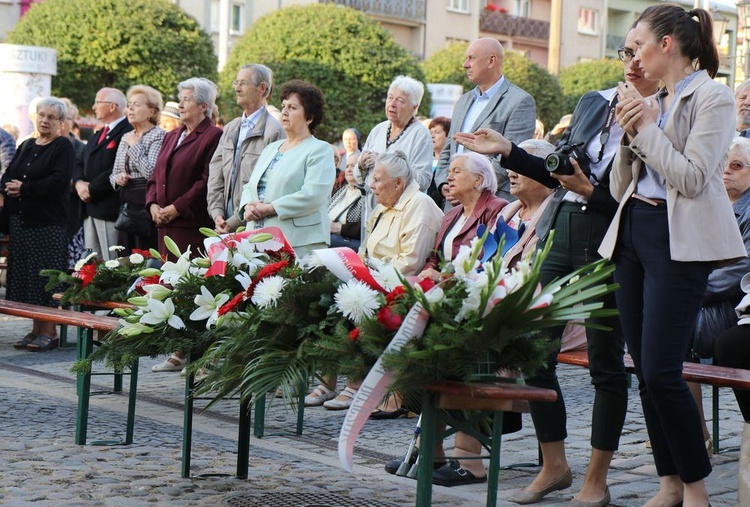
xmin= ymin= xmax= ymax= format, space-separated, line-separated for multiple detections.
xmin=254 ymin=260 xmax=289 ymax=282
xmin=416 ymin=278 xmax=436 ymax=293
xmin=385 ymin=286 xmax=405 ymax=304
xmin=348 ymin=328 xmax=360 ymax=342
xmin=218 ymin=291 xmax=246 ymax=316
xmin=377 ymin=306 xmax=403 ymax=331
xmin=74 ymin=263 xmax=97 ymax=288
xmin=131 ymin=248 xmax=152 ymax=259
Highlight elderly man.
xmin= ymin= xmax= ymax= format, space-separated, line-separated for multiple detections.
xmin=73 ymin=88 xmax=132 ymax=260
xmin=436 ymin=37 xmax=536 ymax=202
xmin=208 ymin=64 xmax=285 ymax=233
xmin=737 ymin=79 xmax=750 ymax=137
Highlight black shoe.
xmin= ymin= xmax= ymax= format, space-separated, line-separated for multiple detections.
xmin=432 ymin=460 xmax=487 ymax=487
xmin=370 ymin=407 xmax=408 ymax=420
xmin=384 ymin=449 xmax=447 ymax=475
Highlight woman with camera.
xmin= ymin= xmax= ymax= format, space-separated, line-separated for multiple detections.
xmin=454 ymin=28 xmax=660 ymax=506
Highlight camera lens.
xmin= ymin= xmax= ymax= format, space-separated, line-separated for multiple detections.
xmin=545 ymin=153 xmax=561 ymax=173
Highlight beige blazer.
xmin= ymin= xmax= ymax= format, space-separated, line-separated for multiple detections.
xmin=599 ymin=71 xmax=746 ymax=263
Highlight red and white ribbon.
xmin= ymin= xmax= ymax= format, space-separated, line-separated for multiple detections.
xmin=313 ymin=247 xmax=386 ymax=293
xmin=203 ymin=227 xmax=292 ymax=277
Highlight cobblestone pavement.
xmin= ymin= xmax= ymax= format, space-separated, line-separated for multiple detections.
xmin=0 ymin=315 xmax=744 ymax=506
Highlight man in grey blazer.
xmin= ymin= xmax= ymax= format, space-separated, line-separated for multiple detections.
xmin=208 ymin=64 xmax=285 ymax=233
xmin=436 ymin=38 xmax=536 ymax=201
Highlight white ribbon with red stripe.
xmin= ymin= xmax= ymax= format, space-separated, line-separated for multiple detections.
xmin=313 ymin=247 xmax=386 ymax=293
xmin=203 ymin=227 xmax=292 ymax=277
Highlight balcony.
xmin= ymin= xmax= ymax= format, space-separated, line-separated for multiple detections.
xmin=480 ymin=10 xmax=549 ymax=41
xmin=324 ymin=0 xmax=426 ymax=24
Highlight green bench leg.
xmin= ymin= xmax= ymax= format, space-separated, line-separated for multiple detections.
xmin=254 ymin=393 xmax=266 ymax=438
xmin=486 ymin=410 xmax=504 ymax=507
xmin=181 ymin=372 xmax=194 ymax=478
xmin=415 ymin=391 xmax=437 ymax=507
xmin=124 ymin=358 xmax=139 ymax=445
xmin=75 ymin=328 xmax=94 ymax=445
xmin=237 ymin=398 xmax=251 ymax=478
xmin=713 ymin=386 xmax=720 ymax=454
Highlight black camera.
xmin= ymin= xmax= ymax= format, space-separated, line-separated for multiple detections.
xmin=544 ymin=143 xmax=590 ymax=177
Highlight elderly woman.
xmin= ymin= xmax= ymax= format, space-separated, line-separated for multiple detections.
xmin=147 ymin=78 xmax=222 ymax=373
xmin=3 ymin=98 xmax=74 ymax=352
xmin=239 ymin=80 xmax=335 ymax=259
xmin=340 ymin=127 xmax=361 ymax=173
xmin=357 ymin=76 xmax=433 ymax=236
xmin=158 ymin=101 xmax=181 ymax=132
xmin=147 ymin=78 xmax=222 ymax=260
xmin=420 ymin=151 xmax=506 ymax=280
xmin=329 ymin=154 xmax=364 ymax=250
xmin=322 ymin=151 xmax=443 ymax=411
xmin=111 ymin=85 xmax=166 ymax=251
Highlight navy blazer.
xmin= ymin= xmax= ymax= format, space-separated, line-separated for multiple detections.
xmin=74 ymin=118 xmax=133 ymax=221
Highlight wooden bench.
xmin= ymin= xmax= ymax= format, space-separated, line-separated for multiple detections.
xmin=0 ymin=299 xmax=131 ymax=446
xmin=416 ymin=380 xmax=557 ymax=507
xmin=558 ymin=349 xmax=750 ymax=453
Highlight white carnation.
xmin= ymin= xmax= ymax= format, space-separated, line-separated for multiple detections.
xmin=104 ymin=260 xmax=120 ymax=269
xmin=334 ymin=279 xmax=381 ymax=324
xmin=251 ymin=276 xmax=288 ymax=309
xmin=129 ymin=253 xmax=145 ymax=264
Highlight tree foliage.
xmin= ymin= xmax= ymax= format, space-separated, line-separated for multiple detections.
xmin=559 ymin=59 xmax=623 ymax=114
xmin=421 ymin=42 xmax=565 ymax=134
xmin=220 ymin=4 xmax=429 ymax=143
xmin=6 ymin=0 xmax=217 ymax=110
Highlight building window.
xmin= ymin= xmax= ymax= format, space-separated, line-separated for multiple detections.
xmin=577 ymin=8 xmax=599 ymax=35
xmin=514 ymin=0 xmax=530 ymax=17
xmin=448 ymin=0 xmax=469 ymax=14
xmin=231 ymin=3 xmax=243 ymax=34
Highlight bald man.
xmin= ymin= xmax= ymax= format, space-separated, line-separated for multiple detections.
xmin=436 ymin=38 xmax=536 ymax=202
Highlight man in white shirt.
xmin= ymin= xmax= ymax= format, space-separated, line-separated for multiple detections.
xmin=73 ymin=88 xmax=132 ymax=260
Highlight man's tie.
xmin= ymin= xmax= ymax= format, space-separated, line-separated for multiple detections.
xmin=98 ymin=125 xmax=110 ymax=144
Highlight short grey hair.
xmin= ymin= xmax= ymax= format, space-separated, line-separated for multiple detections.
xmin=388 ymin=76 xmax=425 ymax=108
xmin=178 ymin=77 xmax=218 ymax=118
xmin=377 ymin=150 xmax=412 ymax=185
xmin=450 ymin=152 xmax=498 ymax=193
xmin=241 ymin=64 xmax=273 ymax=99
xmin=729 ymin=137 xmax=750 ymax=165
xmin=736 ymin=79 xmax=750 ymax=98
xmin=36 ymin=97 xmax=67 ymax=122
xmin=59 ymin=98 xmax=79 ymax=121
xmin=100 ymin=88 xmax=126 ymax=112
xmin=518 ymin=139 xmax=556 ymax=160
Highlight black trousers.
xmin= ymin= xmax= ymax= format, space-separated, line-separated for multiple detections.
xmin=714 ymin=324 xmax=750 ymax=421
xmin=614 ymin=200 xmax=712 ymax=482
xmin=526 ymin=202 xmax=628 ymax=451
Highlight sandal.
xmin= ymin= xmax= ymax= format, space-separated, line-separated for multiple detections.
xmin=152 ymin=354 xmax=187 ymax=372
xmin=14 ymin=332 xmax=37 ymax=350
xmin=323 ymin=386 xmax=358 ymax=410
xmin=27 ymin=334 xmax=59 ymax=352
xmin=304 ymin=384 xmax=337 ymax=407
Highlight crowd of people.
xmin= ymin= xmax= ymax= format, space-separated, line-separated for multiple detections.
xmin=1 ymin=2 xmax=750 ymax=505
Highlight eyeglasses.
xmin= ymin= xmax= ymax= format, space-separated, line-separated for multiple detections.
xmin=617 ymin=47 xmax=636 ymax=63
xmin=232 ymin=80 xmax=251 ymax=88
xmin=728 ymin=161 xmax=750 ymax=171
xmin=93 ymin=100 xmax=114 ymax=106
xmin=178 ymin=96 xmax=195 ymax=104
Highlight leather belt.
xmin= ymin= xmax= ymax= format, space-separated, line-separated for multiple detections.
xmin=631 ymin=193 xmax=666 ymax=206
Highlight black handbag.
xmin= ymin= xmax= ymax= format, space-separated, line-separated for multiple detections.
xmin=115 ymin=202 xmax=151 ymax=237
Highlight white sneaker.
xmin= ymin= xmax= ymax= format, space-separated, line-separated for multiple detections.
xmin=323 ymin=386 xmax=358 ymax=410
xmin=152 ymin=354 xmax=187 ymax=372
xmin=304 ymin=385 xmax=337 ymax=407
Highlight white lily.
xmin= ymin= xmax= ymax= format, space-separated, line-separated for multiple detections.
xmin=142 ymin=284 xmax=173 ymax=301
xmin=230 ymin=239 xmax=267 ymax=273
xmin=235 ymin=271 xmax=252 ymax=290
xmin=139 ymin=298 xmax=185 ymax=329
xmin=159 ymin=250 xmax=192 ymax=286
xmin=117 ymin=319 xmax=155 ymax=337
xmin=189 ymin=286 xmax=230 ymax=329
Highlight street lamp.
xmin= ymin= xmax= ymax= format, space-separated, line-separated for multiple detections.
xmin=712 ymin=10 xmax=728 ymax=45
